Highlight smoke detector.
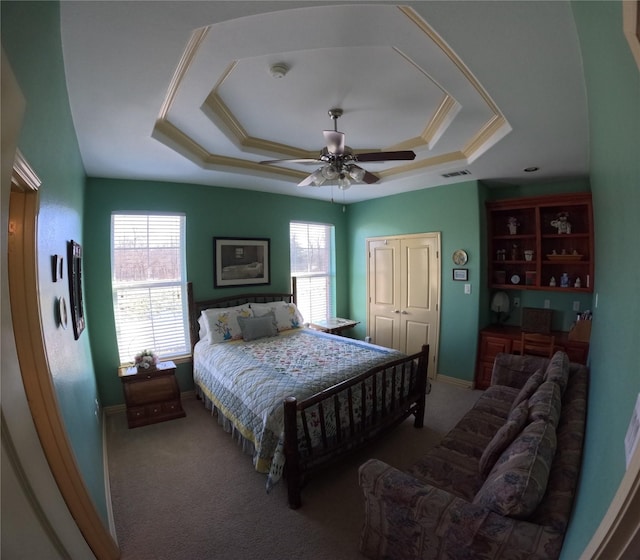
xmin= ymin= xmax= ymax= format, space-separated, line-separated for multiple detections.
xmin=269 ymin=63 xmax=289 ymax=79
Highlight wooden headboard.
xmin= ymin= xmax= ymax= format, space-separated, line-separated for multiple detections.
xmin=187 ymin=279 xmax=297 ymax=351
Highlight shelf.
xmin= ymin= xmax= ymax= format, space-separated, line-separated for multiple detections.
xmin=487 ymin=193 xmax=594 ymax=293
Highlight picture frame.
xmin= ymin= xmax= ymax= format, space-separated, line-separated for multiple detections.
xmin=213 ymin=237 xmax=270 ymax=288
xmin=67 ymin=240 xmax=85 ymax=339
xmin=453 ymin=268 xmax=468 ymax=281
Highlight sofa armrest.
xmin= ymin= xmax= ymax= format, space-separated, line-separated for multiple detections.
xmin=359 ymin=459 xmax=565 ymax=559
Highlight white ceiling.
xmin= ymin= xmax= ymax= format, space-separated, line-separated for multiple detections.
xmin=60 ymin=1 xmax=589 ymax=203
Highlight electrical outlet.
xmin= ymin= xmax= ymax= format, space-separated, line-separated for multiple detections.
xmin=544 ymin=299 xmax=550 ymax=309
xmin=573 ymin=301 xmax=580 ymax=311
xmin=464 ymin=283 xmax=471 ymax=295
xmin=513 ymin=297 xmax=520 ymax=307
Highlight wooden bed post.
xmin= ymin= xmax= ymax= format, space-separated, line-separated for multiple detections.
xmin=413 ymin=344 xmax=429 ymax=428
xmin=283 ymin=396 xmax=302 ymax=509
xmin=290 ymin=276 xmax=297 ymax=305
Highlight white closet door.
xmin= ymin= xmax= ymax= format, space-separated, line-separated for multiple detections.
xmin=367 ymin=233 xmax=440 ymax=378
xmin=368 ymin=238 xmax=401 ymax=350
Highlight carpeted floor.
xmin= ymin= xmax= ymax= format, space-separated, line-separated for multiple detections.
xmin=106 ymin=379 xmax=481 ymax=560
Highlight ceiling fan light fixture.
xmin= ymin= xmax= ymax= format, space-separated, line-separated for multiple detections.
xmin=308 ymin=169 xmax=326 ymax=186
xmin=349 ymin=166 xmax=366 ymax=182
xmin=338 ymin=173 xmax=351 ymax=190
xmin=321 ymin=165 xmax=339 ymax=180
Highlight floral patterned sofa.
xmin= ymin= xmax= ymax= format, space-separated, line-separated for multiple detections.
xmin=359 ymin=351 xmax=588 ymax=560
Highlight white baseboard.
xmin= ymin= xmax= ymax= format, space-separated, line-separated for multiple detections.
xmin=101 ymin=409 xmax=118 ymax=544
xmin=434 ymin=373 xmax=474 ymax=389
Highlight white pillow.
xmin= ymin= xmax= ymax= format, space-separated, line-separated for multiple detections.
xmin=250 ymin=301 xmax=304 ymax=332
xmin=200 ymin=305 xmax=253 ymax=343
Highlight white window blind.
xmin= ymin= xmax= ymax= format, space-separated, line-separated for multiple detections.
xmin=290 ymin=221 xmax=334 ymax=323
xmin=111 ymin=213 xmax=188 ymax=364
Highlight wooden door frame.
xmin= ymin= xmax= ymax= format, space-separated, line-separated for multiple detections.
xmin=8 ymin=153 xmax=120 ymax=559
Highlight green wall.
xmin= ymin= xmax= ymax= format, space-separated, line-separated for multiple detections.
xmin=84 ymin=178 xmax=348 ymax=406
xmin=1 ymin=1 xmax=108 ymax=524
xmin=347 ymin=181 xmax=482 ymax=382
xmin=561 ymin=2 xmax=640 ymax=558
xmin=4 ymin=2 xmax=639 ymax=557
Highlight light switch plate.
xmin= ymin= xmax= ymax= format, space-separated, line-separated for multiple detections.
xmin=464 ymin=283 xmax=471 ymax=294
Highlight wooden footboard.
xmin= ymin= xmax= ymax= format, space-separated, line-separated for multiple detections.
xmin=283 ymin=344 xmax=429 ymax=508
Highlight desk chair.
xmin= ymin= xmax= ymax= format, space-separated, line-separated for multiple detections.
xmin=520 ymin=332 xmax=555 ymax=358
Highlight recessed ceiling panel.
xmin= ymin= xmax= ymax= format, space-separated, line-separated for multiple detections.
xmin=153 ymin=4 xmax=510 ymax=183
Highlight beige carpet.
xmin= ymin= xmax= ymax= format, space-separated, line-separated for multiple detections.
xmin=106 ymin=380 xmax=481 ymax=560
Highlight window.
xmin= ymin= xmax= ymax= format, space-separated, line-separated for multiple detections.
xmin=111 ymin=213 xmax=189 ymax=364
xmin=290 ymin=221 xmax=335 ymax=323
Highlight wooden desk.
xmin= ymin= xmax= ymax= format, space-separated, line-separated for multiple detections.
xmin=119 ymin=361 xmax=186 ymax=428
xmin=309 ymin=318 xmax=359 ymax=336
xmin=475 ymin=326 xmax=589 ymax=390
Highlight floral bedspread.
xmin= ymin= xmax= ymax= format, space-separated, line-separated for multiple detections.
xmin=193 ymin=328 xmax=402 ymax=489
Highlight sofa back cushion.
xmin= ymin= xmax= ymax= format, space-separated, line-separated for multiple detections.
xmin=479 ymin=399 xmax=529 ymax=477
xmin=510 ymin=369 xmax=544 ymax=413
xmin=544 ymin=351 xmax=570 ymax=394
xmin=473 ymin=419 xmax=557 ymax=518
xmin=528 ymin=380 xmax=562 ymax=428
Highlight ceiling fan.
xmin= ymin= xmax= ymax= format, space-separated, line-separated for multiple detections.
xmin=259 ymin=108 xmax=416 ymax=189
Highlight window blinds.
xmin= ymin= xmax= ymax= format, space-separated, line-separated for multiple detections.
xmin=290 ymin=221 xmax=334 ymax=323
xmin=111 ymin=213 xmax=188 ymax=364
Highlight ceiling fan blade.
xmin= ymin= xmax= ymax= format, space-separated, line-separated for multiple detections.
xmin=355 ymin=150 xmax=416 ymax=163
xmin=361 ymin=170 xmax=380 ymax=184
xmin=259 ymin=158 xmax=321 ymax=165
xmin=298 ymin=173 xmax=319 ymax=187
xmin=323 ymin=130 xmax=345 ymax=155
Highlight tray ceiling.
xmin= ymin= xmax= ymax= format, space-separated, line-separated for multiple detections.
xmin=60 ymin=1 xmax=589 ymax=203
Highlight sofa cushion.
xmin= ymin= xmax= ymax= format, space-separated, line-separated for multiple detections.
xmin=544 ymin=351 xmax=570 ymax=394
xmin=491 ymin=353 xmax=550 ymax=389
xmin=528 ymin=380 xmax=562 ymax=428
xmin=510 ymin=369 xmax=544 ymax=413
xmin=479 ymin=399 xmax=529 ymax=477
xmin=473 ymin=419 xmax=557 ymax=518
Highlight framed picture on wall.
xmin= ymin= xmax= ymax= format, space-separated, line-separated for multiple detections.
xmin=67 ymin=240 xmax=85 ymax=339
xmin=213 ymin=237 xmax=270 ymax=288
xmin=453 ymin=268 xmax=468 ymax=281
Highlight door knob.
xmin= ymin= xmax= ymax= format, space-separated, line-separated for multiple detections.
xmin=393 ymin=309 xmax=400 ymax=314
xmin=401 ymin=310 xmax=408 ymax=314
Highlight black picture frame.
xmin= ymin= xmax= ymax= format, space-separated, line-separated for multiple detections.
xmin=213 ymin=237 xmax=270 ymax=288
xmin=67 ymin=240 xmax=85 ymax=339
xmin=453 ymin=268 xmax=468 ymax=281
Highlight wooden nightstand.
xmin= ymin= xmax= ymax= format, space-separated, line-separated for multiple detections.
xmin=118 ymin=361 xmax=186 ymax=428
xmin=309 ymin=318 xmax=360 ymax=336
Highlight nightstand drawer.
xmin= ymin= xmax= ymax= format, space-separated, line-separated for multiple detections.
xmin=162 ymin=400 xmax=182 ymax=414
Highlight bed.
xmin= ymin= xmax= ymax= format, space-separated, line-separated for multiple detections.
xmin=187 ymin=283 xmax=429 ymax=508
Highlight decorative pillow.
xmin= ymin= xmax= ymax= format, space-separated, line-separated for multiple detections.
xmin=251 ymin=301 xmax=304 ymax=331
xmin=510 ymin=369 xmax=544 ymax=413
xmin=528 ymin=380 xmax=562 ymax=428
xmin=473 ymin=419 xmax=557 ymax=518
xmin=237 ymin=312 xmax=278 ymax=341
xmin=479 ymin=399 xmax=529 ymax=477
xmin=200 ymin=305 xmax=253 ymax=343
xmin=543 ymin=351 xmax=570 ymax=394
xmin=198 ymin=314 xmax=208 ymax=341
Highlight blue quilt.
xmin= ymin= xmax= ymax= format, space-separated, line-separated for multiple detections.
xmin=193 ymin=328 xmax=402 ymax=487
